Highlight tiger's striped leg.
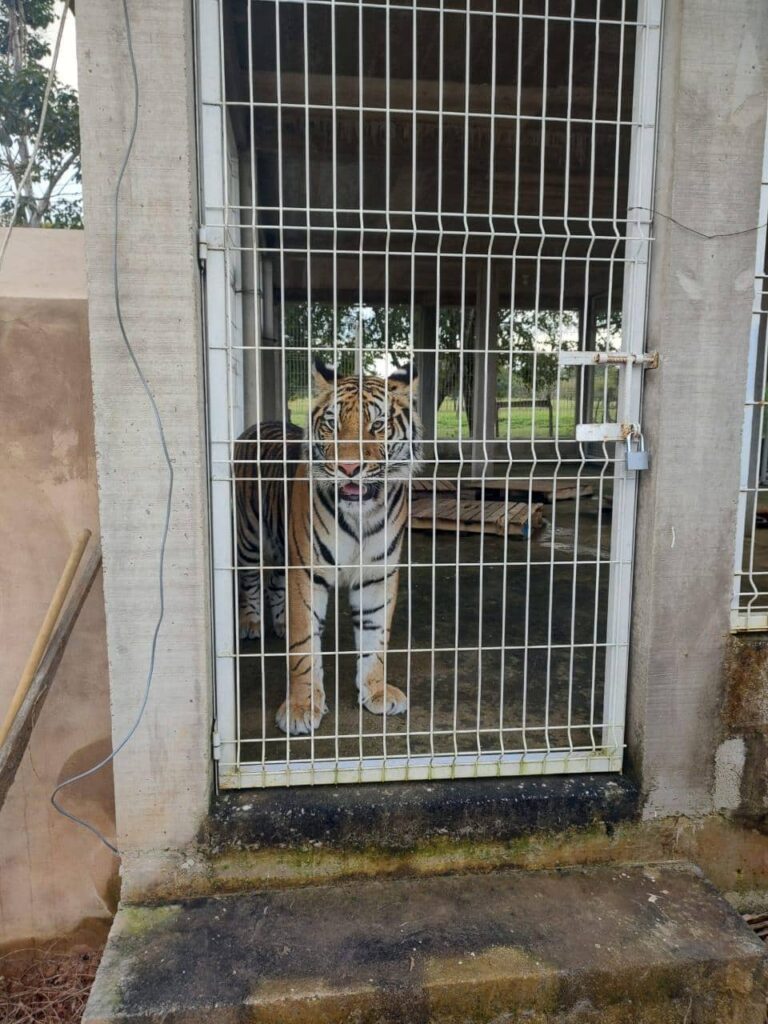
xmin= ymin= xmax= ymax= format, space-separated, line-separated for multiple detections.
xmin=266 ymin=568 xmax=287 ymax=638
xmin=350 ymin=568 xmax=407 ymax=716
xmin=239 ymin=569 xmax=262 ymax=640
xmin=275 ymin=570 xmax=329 ymax=735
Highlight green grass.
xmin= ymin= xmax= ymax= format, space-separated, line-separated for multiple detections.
xmin=288 ymin=394 xmax=578 ymax=439
xmin=289 ymin=395 xmax=310 ymax=429
xmin=436 ymin=397 xmax=577 ymax=439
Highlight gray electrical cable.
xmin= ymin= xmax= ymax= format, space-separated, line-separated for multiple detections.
xmin=50 ymin=0 xmax=173 ymax=857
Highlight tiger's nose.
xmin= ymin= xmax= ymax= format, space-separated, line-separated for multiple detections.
xmin=338 ymin=462 xmax=360 ymax=478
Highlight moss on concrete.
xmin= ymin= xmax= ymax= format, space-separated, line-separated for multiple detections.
xmin=724 ymin=634 xmax=768 ymax=732
xmin=84 ymin=863 xmax=768 ymax=1024
xmin=117 ymin=904 xmax=181 ymax=939
xmin=721 ymin=635 xmax=768 ymax=830
xmin=119 ymin=813 xmax=768 ymax=919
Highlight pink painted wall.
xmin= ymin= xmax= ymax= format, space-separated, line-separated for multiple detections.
xmin=0 ymin=229 xmax=117 ymax=949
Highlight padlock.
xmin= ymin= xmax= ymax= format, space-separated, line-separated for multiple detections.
xmin=626 ymin=431 xmax=650 ymax=471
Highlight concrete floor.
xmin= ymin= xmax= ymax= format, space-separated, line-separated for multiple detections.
xmin=239 ymin=491 xmax=612 ymax=764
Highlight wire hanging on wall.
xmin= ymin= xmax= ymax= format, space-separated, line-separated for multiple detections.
xmin=50 ymin=0 xmax=174 ymax=856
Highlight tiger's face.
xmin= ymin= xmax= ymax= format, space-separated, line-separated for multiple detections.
xmin=309 ymin=358 xmax=422 ymax=502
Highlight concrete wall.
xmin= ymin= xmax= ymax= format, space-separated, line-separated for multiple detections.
xmin=0 ymin=229 xmax=116 ymax=949
xmin=628 ymin=0 xmax=768 ymax=816
xmin=69 ymin=0 xmax=768 ymax=895
xmin=75 ymin=0 xmax=212 ymax=893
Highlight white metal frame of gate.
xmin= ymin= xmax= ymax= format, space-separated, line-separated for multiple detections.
xmin=732 ymin=100 xmax=768 ymax=631
xmin=196 ymin=0 xmax=663 ymax=788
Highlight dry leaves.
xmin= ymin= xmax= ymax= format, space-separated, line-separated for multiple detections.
xmin=0 ymin=946 xmax=101 ymax=1024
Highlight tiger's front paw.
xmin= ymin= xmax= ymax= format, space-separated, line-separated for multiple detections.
xmin=276 ymin=687 xmax=328 ymax=735
xmin=239 ymin=609 xmax=261 ymax=640
xmin=361 ymin=682 xmax=408 ymax=717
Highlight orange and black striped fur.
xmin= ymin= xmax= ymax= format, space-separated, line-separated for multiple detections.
xmin=235 ymin=359 xmax=422 ymax=735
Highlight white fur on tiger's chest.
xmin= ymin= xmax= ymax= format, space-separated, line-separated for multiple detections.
xmin=311 ymin=490 xmax=400 ymax=588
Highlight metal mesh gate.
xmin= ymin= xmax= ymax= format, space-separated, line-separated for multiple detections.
xmin=733 ymin=101 xmax=768 ymax=631
xmin=197 ymin=0 xmax=663 ymax=787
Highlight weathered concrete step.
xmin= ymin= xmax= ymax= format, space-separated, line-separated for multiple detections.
xmin=85 ymin=863 xmax=767 ymax=1024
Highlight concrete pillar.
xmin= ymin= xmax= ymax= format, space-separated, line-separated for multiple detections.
xmin=575 ymin=294 xmax=599 ymax=427
xmin=471 ymin=264 xmax=500 ymax=475
xmin=415 ymin=306 xmax=437 ymax=463
xmin=239 ymin=151 xmax=260 ymax=429
xmin=76 ymin=0 xmax=212 ymax=890
xmin=259 ymin=257 xmax=284 ymax=421
xmin=627 ymin=0 xmax=768 ymax=816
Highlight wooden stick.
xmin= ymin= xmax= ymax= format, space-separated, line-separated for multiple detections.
xmin=0 ymin=529 xmax=91 ymax=749
xmin=0 ymin=541 xmax=102 ymax=812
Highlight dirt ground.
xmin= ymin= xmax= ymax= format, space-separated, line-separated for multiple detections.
xmin=0 ymin=947 xmax=102 ymax=1024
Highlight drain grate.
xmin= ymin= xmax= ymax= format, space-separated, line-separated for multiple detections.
xmin=743 ymin=915 xmax=768 ymax=1024
xmin=744 ymin=913 xmax=768 ymax=942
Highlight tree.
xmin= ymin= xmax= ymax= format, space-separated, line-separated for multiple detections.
xmin=0 ymin=0 xmax=82 ymax=227
xmin=282 ymin=301 xmax=477 ymax=416
xmin=281 ymin=301 xmax=413 ymax=400
xmin=503 ymin=308 xmax=580 ymax=401
xmin=279 ymin=300 xmax=599 ymax=435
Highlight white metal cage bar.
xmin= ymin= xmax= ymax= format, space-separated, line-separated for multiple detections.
xmin=732 ymin=98 xmax=768 ymax=632
xmin=197 ymin=0 xmax=663 ymax=788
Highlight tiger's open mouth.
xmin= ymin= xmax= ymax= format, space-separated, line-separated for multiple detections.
xmin=338 ymin=482 xmax=378 ymax=501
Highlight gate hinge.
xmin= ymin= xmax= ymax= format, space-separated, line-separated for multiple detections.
xmin=198 ymin=226 xmax=210 ymax=265
xmin=212 ymin=728 xmax=221 ymax=761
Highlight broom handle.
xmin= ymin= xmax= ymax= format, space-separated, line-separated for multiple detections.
xmin=0 ymin=528 xmax=92 ymax=749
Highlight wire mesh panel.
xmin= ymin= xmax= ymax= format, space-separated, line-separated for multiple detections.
xmin=197 ymin=0 xmax=662 ymax=787
xmin=733 ymin=103 xmax=768 ymax=631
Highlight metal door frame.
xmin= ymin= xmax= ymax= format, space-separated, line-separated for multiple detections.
xmin=732 ymin=99 xmax=768 ymax=631
xmin=196 ymin=0 xmax=664 ymax=789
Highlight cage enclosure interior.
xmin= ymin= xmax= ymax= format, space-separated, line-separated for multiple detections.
xmin=199 ymin=0 xmax=659 ymax=786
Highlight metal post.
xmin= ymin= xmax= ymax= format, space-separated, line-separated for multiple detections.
xmin=239 ymin=151 xmax=260 ymax=428
xmin=471 ymin=263 xmax=499 ymax=477
xmin=416 ymin=305 xmax=437 ymax=464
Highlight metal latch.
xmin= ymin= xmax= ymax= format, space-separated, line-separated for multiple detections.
xmin=563 ymin=349 xmax=658 ymax=445
xmin=558 ymin=350 xmax=659 ymax=369
xmin=575 ymin=422 xmax=631 ymax=443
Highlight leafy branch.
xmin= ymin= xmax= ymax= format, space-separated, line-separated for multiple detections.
xmin=0 ymin=0 xmax=81 ymax=227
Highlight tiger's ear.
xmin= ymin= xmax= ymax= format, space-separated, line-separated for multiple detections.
xmin=388 ymin=362 xmax=418 ymax=396
xmin=312 ymin=356 xmax=336 ymax=390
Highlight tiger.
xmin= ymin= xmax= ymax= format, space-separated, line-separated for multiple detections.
xmin=235 ymin=358 xmax=423 ymax=735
